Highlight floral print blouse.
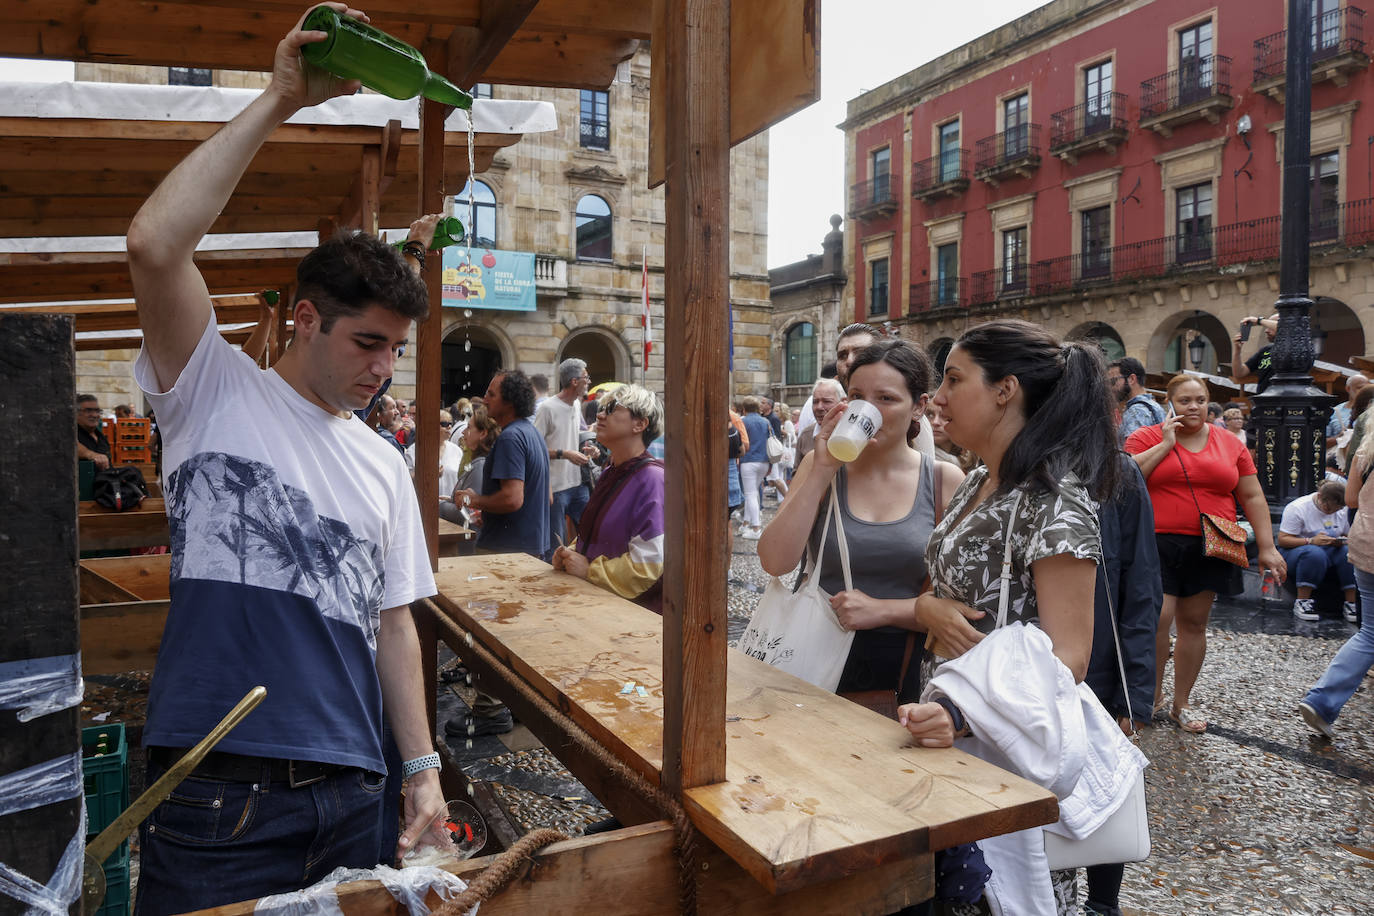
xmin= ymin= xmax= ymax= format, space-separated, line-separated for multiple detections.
xmin=924 ymin=466 xmax=1103 ymax=635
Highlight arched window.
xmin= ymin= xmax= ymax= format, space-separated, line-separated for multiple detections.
xmin=784 ymin=322 xmax=817 ymax=386
xmin=453 ymin=179 xmax=497 ymax=246
xmin=575 ymin=194 xmax=613 ymax=261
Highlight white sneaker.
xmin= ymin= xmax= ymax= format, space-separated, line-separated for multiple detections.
xmin=1298 ymin=701 xmax=1334 ymax=739
xmin=1344 ymin=601 xmax=1359 ymax=624
xmin=1292 ymin=597 xmax=1319 ymax=621
xmin=740 ymin=526 xmax=762 ymax=540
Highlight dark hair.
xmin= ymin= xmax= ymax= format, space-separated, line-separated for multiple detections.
xmin=1318 ymin=480 xmax=1346 ymax=506
xmin=847 ymin=339 xmax=933 ymax=442
xmin=820 ymin=361 xmax=838 ymax=379
xmin=530 ymin=373 xmax=550 ymax=394
xmin=294 ymin=232 xmax=429 ymax=332
xmin=583 ymin=397 xmax=600 ymax=427
xmin=838 ymin=322 xmax=880 ymax=343
xmin=494 ymin=370 xmax=536 ymax=419
xmin=955 ymin=319 xmax=1119 ymax=501
xmin=1354 ymin=385 xmax=1374 ymax=418
xmin=1207 ymin=402 xmax=1223 ymax=419
xmin=1110 ymin=357 xmax=1146 ymax=386
xmin=76 ymin=393 xmax=97 ymax=404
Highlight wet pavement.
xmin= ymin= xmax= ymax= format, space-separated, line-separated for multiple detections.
xmin=444 ymin=496 xmax=1373 ymax=915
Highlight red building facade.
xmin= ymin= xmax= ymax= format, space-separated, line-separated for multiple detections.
xmin=842 ymin=0 xmax=1373 ymax=375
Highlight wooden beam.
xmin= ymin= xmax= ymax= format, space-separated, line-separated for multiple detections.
xmin=418 ymin=42 xmax=447 ymax=570
xmin=0 ymin=313 xmax=83 ymax=907
xmin=188 ymin=821 xmax=932 ymax=916
xmin=446 ymin=0 xmax=541 ymax=90
xmin=660 ymin=0 xmax=730 ymax=794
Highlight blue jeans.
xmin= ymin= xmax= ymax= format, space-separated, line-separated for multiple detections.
xmin=1280 ymin=542 xmax=1356 ymax=590
xmin=135 ymin=761 xmax=387 ymax=915
xmin=547 ymin=484 xmax=590 ymax=559
xmin=1303 ymin=567 xmax=1374 ymax=724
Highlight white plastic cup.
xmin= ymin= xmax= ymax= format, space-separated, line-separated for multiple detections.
xmin=826 ymin=400 xmax=883 ymax=462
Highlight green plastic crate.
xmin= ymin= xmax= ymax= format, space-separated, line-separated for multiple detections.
xmin=82 ymin=724 xmax=129 ymax=862
xmin=97 ymin=856 xmax=131 ymax=916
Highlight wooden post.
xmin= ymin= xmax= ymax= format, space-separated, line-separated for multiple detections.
xmin=416 ymin=43 xmax=448 ymax=572
xmin=0 ymin=315 xmax=83 ymax=915
xmin=661 ymin=0 xmax=731 ymax=793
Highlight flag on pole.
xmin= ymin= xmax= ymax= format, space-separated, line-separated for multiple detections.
xmin=641 ymin=245 xmax=651 ymax=373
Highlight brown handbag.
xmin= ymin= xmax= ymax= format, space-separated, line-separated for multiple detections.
xmin=1175 ymin=450 xmax=1250 ymax=568
xmin=838 ymin=459 xmax=944 ymax=717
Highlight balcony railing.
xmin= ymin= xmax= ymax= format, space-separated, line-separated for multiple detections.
xmin=1049 ymin=93 xmax=1128 ymax=160
xmin=1254 ymin=7 xmax=1367 ymax=85
xmin=849 ymin=175 xmax=897 ymax=219
xmin=912 ymin=149 xmax=971 ymax=200
xmin=973 ymin=124 xmax=1042 ymax=184
xmin=961 ymin=198 xmax=1374 ymax=306
xmin=1139 ymin=55 xmax=1232 ymax=127
xmin=910 ymin=277 xmax=967 ymax=312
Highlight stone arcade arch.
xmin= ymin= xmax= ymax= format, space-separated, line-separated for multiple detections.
xmin=927 ymin=337 xmax=956 ymax=376
xmin=1065 ymin=321 xmax=1125 ymax=362
xmin=558 ymin=325 xmax=632 ymax=386
xmin=1311 ymin=296 xmax=1365 ymax=367
xmin=1148 ymin=310 xmax=1231 ymax=375
xmin=441 ymin=319 xmax=516 ymax=402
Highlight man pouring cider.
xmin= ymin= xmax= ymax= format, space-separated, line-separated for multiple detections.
xmin=125 ymin=5 xmax=449 ymax=911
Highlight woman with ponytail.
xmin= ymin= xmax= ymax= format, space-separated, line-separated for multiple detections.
xmin=897 ymin=320 xmax=1135 ymax=916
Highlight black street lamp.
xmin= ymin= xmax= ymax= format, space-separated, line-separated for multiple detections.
xmin=1248 ymin=0 xmax=1337 ymax=512
xmin=1187 ymin=311 xmax=1206 ymax=370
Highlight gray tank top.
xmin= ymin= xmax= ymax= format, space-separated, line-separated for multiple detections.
xmin=808 ymin=458 xmax=935 ymax=601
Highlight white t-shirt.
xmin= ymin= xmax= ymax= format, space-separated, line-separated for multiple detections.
xmin=1280 ymin=493 xmax=1351 ymax=540
xmin=407 ymin=439 xmax=464 ymax=497
xmin=135 ymin=316 xmax=435 ymax=773
xmin=533 ymin=395 xmax=584 ymax=493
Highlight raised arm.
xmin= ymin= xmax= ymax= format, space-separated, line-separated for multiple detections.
xmin=756 ymin=402 xmax=845 ymax=575
xmin=127 ymin=3 xmax=368 ymax=391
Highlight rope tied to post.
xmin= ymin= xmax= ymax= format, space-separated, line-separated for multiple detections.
xmin=431 ymin=828 xmax=566 ymax=916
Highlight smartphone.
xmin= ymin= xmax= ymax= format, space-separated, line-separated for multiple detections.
xmin=1239 ymin=322 xmax=1252 ymax=343
xmin=1166 ymin=401 xmax=1177 ymax=420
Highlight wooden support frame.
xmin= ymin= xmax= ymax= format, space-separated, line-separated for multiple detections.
xmin=193 ymin=821 xmax=931 ymax=916
xmin=446 ymin=0 xmax=542 ymax=91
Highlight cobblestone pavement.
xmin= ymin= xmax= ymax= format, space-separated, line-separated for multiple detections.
xmin=441 ymin=496 xmax=1373 ymax=915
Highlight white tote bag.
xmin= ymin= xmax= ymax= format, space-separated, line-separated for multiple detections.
xmin=737 ymin=487 xmax=855 ymax=692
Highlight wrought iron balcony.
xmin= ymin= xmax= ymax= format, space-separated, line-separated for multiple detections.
xmin=849 ymin=175 xmax=898 ymax=220
xmin=912 ymin=150 xmax=971 ymax=201
xmin=973 ymin=124 xmax=1042 ymax=186
xmin=1139 ymin=55 xmax=1233 ymax=136
xmin=910 ymin=277 xmax=967 ymax=313
xmin=936 ymin=199 xmax=1374 ymax=314
xmin=1049 ymin=93 xmax=1129 ymax=163
xmin=1253 ymin=7 xmax=1368 ymax=100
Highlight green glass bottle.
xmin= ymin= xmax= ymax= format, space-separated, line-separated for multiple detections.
xmin=300 ymin=6 xmax=473 ymax=110
xmin=392 ymin=216 xmax=466 ymax=251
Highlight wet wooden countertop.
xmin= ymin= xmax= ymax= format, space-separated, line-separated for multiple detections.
xmin=431 ymin=553 xmax=1057 ymax=894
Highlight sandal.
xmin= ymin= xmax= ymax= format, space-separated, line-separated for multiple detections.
xmin=1169 ymin=705 xmax=1207 ymax=734
xmin=1153 ymin=697 xmax=1170 ymax=720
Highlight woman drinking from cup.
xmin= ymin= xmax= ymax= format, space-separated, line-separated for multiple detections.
xmin=1124 ymin=375 xmax=1285 ymax=733
xmin=758 ymin=339 xmax=963 ymax=711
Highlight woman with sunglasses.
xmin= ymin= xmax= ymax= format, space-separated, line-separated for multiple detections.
xmin=408 ymin=408 xmax=463 ymax=520
xmin=553 ymin=385 xmax=667 ymax=613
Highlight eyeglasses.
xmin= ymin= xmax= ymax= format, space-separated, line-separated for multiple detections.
xmin=440 ymin=421 xmax=453 ymax=428
xmin=597 ymin=398 xmax=619 ymax=416
xmin=79 ymin=407 xmax=102 ymax=414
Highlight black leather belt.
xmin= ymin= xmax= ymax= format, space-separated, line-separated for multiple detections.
xmin=148 ymin=747 xmax=353 ymax=788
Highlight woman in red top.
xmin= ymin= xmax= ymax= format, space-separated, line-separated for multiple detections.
xmin=1125 ymin=375 xmax=1285 ymax=733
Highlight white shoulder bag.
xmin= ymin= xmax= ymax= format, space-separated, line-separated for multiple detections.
xmin=991 ymin=493 xmax=1151 ymax=870
xmin=737 ymin=486 xmax=855 ymax=692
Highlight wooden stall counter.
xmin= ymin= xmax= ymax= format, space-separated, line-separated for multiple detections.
xmin=78 ymin=496 xmax=169 ymax=552
xmin=436 ymin=518 xmax=475 ymax=557
xmin=431 ymin=554 xmax=1057 ymax=897
xmin=80 ymin=554 xmax=171 ymax=674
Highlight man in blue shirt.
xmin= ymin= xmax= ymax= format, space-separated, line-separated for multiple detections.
xmin=455 ymin=369 xmax=550 ymax=557
xmin=1109 ymin=357 xmax=1165 ymax=444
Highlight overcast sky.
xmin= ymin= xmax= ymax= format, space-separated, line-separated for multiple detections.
xmin=767 ymin=0 xmax=1047 ymax=268
xmin=0 ymin=2 xmax=1051 ymax=268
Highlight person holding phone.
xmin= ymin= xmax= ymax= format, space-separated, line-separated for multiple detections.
xmin=1277 ymin=481 xmax=1357 ymax=622
xmin=1125 ymin=375 xmax=1285 ymax=733
xmin=1231 ymin=314 xmax=1278 ymax=394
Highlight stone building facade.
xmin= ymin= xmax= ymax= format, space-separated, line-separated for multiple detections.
xmin=767 ymin=215 xmax=846 ymax=407
xmin=841 ymin=0 xmax=1374 ymax=378
xmin=70 ymin=49 xmax=772 ymax=408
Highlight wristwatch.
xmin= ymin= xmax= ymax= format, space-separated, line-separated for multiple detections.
xmin=401 ymin=751 xmax=441 ymax=780
xmin=555 ymin=449 xmax=563 ymax=460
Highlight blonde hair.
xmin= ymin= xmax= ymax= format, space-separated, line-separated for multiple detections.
xmin=1165 ymin=374 xmax=1207 ymax=401
xmin=598 ymin=384 xmax=664 ymax=446
xmin=1356 ymin=423 xmax=1374 ymax=473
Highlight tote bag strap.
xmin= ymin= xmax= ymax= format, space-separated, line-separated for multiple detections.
xmin=800 ymin=482 xmax=852 ymax=593
xmin=1102 ymin=568 xmax=1138 ymax=738
xmin=800 ymin=487 xmax=836 ymax=582
xmin=994 ymin=490 xmax=1026 ymax=629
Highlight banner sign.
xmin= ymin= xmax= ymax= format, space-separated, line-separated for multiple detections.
xmin=441 ymin=248 xmax=536 ymax=312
